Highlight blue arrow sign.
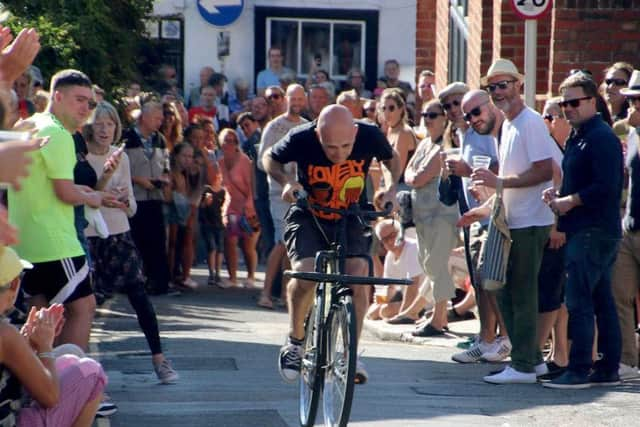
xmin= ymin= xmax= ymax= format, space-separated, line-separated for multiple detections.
xmin=197 ymin=0 xmax=244 ymax=27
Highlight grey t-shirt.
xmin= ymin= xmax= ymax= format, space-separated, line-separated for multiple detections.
xmin=461 ymin=128 xmax=499 ymax=226
xmin=257 ymin=114 xmax=308 ymax=198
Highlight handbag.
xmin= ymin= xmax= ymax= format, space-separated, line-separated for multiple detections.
xmin=478 ymin=180 xmax=511 ymax=291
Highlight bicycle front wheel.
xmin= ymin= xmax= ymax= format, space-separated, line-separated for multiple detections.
xmin=299 ymin=300 xmax=322 ymax=427
xmin=322 ymin=295 xmax=357 ymax=427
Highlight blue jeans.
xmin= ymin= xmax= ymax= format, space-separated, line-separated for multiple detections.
xmin=565 ymin=228 xmax=621 ymax=376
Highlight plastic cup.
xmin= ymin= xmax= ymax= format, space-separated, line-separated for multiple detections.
xmin=413 ymin=126 xmax=427 ymax=140
xmin=445 ymin=148 xmax=461 ymax=161
xmin=472 ymin=155 xmax=492 ymax=170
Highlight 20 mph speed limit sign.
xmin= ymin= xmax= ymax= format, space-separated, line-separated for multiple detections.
xmin=510 ymin=0 xmax=553 ymax=20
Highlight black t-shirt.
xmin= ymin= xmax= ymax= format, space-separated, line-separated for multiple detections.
xmin=270 ymin=121 xmax=393 ymax=220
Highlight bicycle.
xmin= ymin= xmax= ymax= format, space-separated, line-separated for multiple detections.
xmin=284 ymin=192 xmax=412 ymax=427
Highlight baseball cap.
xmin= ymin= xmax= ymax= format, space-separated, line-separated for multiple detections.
xmin=0 ymin=246 xmax=32 ymax=286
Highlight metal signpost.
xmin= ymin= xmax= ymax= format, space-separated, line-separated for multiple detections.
xmin=510 ymin=0 xmax=553 ymax=107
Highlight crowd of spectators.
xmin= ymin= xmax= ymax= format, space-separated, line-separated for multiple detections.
xmin=2 ymin=18 xmax=640 ymax=426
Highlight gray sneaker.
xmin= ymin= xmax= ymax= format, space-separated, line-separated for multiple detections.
xmin=154 ymin=359 xmax=179 ymax=384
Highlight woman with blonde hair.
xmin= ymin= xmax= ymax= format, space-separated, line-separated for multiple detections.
xmin=218 ymin=128 xmax=260 ymax=288
xmin=159 ymin=101 xmax=183 ymax=151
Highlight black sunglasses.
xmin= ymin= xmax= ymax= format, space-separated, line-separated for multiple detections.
xmin=605 ymin=78 xmax=628 ymax=87
xmin=486 ymin=80 xmax=516 ymax=92
xmin=463 ymin=101 xmax=489 ymax=122
xmin=543 ymin=114 xmax=564 ymax=121
xmin=267 ymin=93 xmax=282 ymax=100
xmin=421 ymin=111 xmax=443 ymax=120
xmin=441 ymin=100 xmax=460 ymax=111
xmin=381 ymin=105 xmax=397 ymax=112
xmin=559 ymin=96 xmax=592 ymax=108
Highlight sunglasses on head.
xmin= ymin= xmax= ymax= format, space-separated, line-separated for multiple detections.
xmin=421 ymin=111 xmax=443 ymax=120
xmin=605 ymin=78 xmax=628 ymax=87
xmin=486 ymin=80 xmax=516 ymax=93
xmin=559 ymin=96 xmax=592 ymax=108
xmin=441 ymin=100 xmax=460 ymax=111
xmin=381 ymin=104 xmax=397 ymax=112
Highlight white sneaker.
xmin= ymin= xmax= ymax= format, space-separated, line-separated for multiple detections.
xmin=452 ymin=340 xmax=493 ymax=363
xmin=355 ymin=358 xmax=369 ymax=384
xmin=481 ymin=336 xmax=512 ymax=362
xmin=483 ymin=365 xmax=536 ymax=384
xmin=535 ymin=362 xmax=549 ymax=377
xmin=619 ymin=363 xmax=640 ymax=380
xmin=182 ymin=277 xmax=198 ymax=289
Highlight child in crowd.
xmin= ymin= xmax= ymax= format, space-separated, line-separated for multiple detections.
xmin=199 ymin=178 xmax=227 ymax=285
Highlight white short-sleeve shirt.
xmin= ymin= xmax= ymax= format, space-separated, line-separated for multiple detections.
xmin=383 ymin=238 xmax=423 ymax=280
xmin=499 ymin=107 xmax=555 ymax=229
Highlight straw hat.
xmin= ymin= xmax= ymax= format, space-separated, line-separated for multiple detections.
xmin=0 ymin=246 xmax=32 ymax=286
xmin=620 ymin=70 xmax=640 ymax=97
xmin=481 ymin=58 xmax=524 ymax=86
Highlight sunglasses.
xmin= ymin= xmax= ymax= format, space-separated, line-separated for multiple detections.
xmin=381 ymin=105 xmax=397 ymax=112
xmin=88 ymin=100 xmax=97 ymax=110
xmin=605 ymin=78 xmax=628 ymax=87
xmin=486 ymin=80 xmax=516 ymax=92
xmin=543 ymin=114 xmax=563 ymax=121
xmin=559 ymin=96 xmax=592 ymax=108
xmin=421 ymin=111 xmax=443 ymax=120
xmin=463 ymin=101 xmax=489 ymax=122
xmin=441 ymin=100 xmax=460 ymax=111
xmin=267 ymin=93 xmax=282 ymax=100
xmin=569 ymin=69 xmax=593 ymax=77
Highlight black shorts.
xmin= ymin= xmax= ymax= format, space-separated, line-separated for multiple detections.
xmin=201 ymin=223 xmax=224 ymax=253
xmin=537 ymin=244 xmax=566 ymax=313
xmin=283 ymin=205 xmax=372 ymax=263
xmin=21 ymin=256 xmax=93 ymax=304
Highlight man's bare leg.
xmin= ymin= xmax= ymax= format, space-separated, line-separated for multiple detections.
xmin=56 ymin=294 xmax=97 ymax=351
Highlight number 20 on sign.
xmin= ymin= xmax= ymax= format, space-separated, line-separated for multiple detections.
xmin=510 ymin=0 xmax=553 ymax=20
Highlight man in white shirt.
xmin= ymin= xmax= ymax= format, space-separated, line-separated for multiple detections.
xmin=462 ymin=59 xmax=555 ymax=384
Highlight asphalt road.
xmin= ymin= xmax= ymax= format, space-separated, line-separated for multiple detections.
xmin=90 ymin=267 xmax=640 ymax=427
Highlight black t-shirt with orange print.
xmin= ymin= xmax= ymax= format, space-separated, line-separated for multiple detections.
xmin=270 ymin=120 xmax=394 ymax=221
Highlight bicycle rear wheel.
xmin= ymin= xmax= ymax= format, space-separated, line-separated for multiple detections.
xmin=299 ymin=300 xmax=322 ymax=427
xmin=322 ymin=295 xmax=357 ymax=427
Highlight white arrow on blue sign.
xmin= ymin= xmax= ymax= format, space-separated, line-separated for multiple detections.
xmin=197 ymin=0 xmax=244 ymax=27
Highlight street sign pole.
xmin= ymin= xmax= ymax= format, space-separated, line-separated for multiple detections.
xmin=524 ymin=19 xmax=537 ymax=108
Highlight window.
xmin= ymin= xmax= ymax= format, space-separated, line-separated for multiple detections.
xmin=266 ymin=17 xmax=365 ymax=80
xmin=448 ymin=0 xmax=468 ymax=83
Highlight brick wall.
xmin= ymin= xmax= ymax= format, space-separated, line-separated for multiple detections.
xmin=434 ymin=0 xmax=450 ymax=91
xmin=549 ymin=0 xmax=640 ymax=95
xmin=415 ymin=0 xmax=437 ymax=83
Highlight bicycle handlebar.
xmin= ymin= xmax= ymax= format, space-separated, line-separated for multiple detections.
xmin=293 ymin=189 xmax=392 ymax=221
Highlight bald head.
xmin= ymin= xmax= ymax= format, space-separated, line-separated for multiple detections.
xmin=285 ymin=83 xmax=306 ymax=117
xmin=461 ymin=89 xmax=497 ymax=135
xmin=316 ymin=105 xmax=358 ymax=164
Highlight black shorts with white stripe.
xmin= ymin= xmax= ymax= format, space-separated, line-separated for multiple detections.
xmin=21 ymin=256 xmax=93 ymax=304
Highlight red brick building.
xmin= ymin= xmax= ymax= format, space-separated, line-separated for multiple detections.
xmin=416 ymin=0 xmax=640 ymax=100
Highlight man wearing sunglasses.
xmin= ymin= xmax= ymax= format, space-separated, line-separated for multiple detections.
xmin=446 ymin=89 xmax=510 ymax=365
xmin=265 ymin=85 xmax=287 ymax=118
xmin=463 ymin=58 xmax=555 ymax=384
xmin=541 ymin=71 xmax=624 ymax=389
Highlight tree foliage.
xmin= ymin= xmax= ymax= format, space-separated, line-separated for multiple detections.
xmin=2 ymin=0 xmax=154 ymax=91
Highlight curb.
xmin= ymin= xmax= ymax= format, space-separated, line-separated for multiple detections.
xmin=363 ymin=318 xmax=479 ymax=348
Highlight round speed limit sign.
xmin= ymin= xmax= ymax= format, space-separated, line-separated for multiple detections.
xmin=510 ymin=0 xmax=552 ymax=20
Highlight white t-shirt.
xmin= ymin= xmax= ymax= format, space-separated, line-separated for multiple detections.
xmin=499 ymin=107 xmax=555 ymax=229
xmin=383 ymin=238 xmax=423 ymax=280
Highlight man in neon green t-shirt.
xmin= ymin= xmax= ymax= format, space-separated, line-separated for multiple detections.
xmin=9 ymin=69 xmax=103 ymax=351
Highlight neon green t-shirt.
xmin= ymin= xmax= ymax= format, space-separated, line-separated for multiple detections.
xmin=8 ymin=112 xmax=84 ymax=263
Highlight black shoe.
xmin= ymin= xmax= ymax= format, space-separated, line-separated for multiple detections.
xmin=537 ymin=361 xmax=567 ymax=381
xmin=589 ymin=370 xmax=621 ymax=387
xmin=386 ymin=315 xmax=418 ymax=325
xmin=542 ymin=370 xmax=590 ymax=389
xmin=411 ymin=324 xmax=446 ymax=337
xmin=447 ymin=308 xmax=475 ymax=322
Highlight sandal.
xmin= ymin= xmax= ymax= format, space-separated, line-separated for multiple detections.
xmin=411 ymin=323 xmax=446 ymax=337
xmin=257 ymin=294 xmax=274 ymax=309
xmin=386 ymin=315 xmax=417 ymax=325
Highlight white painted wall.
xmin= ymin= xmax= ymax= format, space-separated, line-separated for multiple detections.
xmin=153 ymin=0 xmax=416 ymax=93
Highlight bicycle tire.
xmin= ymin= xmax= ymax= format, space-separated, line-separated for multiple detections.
xmin=322 ymin=295 xmax=357 ymax=427
xmin=299 ymin=298 xmax=323 ymax=427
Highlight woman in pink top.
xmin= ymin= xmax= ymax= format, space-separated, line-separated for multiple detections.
xmin=218 ymin=129 xmax=260 ymax=287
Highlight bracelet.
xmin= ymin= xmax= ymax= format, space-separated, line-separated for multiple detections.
xmin=37 ymin=351 xmax=55 ymax=359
